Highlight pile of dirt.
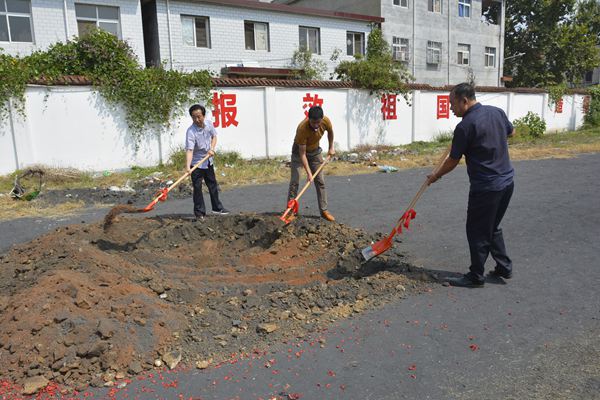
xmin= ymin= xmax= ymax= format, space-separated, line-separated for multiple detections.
xmin=0 ymin=214 xmax=433 ymax=394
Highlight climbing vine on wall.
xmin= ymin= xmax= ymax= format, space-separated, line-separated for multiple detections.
xmin=0 ymin=30 xmax=213 ymax=146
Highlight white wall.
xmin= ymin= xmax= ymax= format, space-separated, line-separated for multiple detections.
xmin=0 ymin=85 xmax=589 ymax=174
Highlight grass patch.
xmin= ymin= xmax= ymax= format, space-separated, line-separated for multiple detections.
xmin=0 ymin=197 xmax=85 ymax=220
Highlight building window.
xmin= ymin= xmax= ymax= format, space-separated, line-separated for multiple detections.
xmin=427 ymin=41 xmax=442 ymax=64
xmin=485 ymin=46 xmax=496 ymax=67
xmin=584 ymin=70 xmax=593 ymax=82
xmin=182 ymin=16 xmax=210 ymax=48
xmin=457 ymin=43 xmax=470 ymax=65
xmin=482 ymin=0 xmax=500 ymax=25
xmin=299 ymin=26 xmax=320 ymax=54
xmin=428 ymin=0 xmax=442 ymax=13
xmin=0 ymin=0 xmax=33 ymax=43
xmin=347 ymin=31 xmax=365 ymax=56
xmin=75 ymin=3 xmax=120 ymax=37
xmin=393 ymin=0 xmax=408 ymax=7
xmin=244 ymin=21 xmax=269 ymax=51
xmin=458 ymin=0 xmax=471 ymax=17
xmin=392 ymin=37 xmax=409 ymax=62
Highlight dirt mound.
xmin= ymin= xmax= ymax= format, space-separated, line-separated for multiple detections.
xmin=0 ymin=214 xmax=433 ymax=394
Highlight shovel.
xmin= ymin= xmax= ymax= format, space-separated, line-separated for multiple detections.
xmin=361 ymin=146 xmax=451 ymax=261
xmin=280 ymin=156 xmax=331 ymax=224
xmin=103 ymin=153 xmax=211 ymax=231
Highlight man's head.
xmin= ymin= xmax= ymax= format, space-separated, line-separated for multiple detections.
xmin=189 ymin=104 xmax=206 ymax=127
xmin=307 ymin=106 xmax=324 ymax=131
xmin=449 ymin=83 xmax=477 ymax=117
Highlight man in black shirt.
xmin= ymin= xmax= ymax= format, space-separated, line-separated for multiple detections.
xmin=427 ymin=83 xmax=515 ymax=287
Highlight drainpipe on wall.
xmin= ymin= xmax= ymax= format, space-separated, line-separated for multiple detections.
xmin=447 ymin=0 xmax=451 ymax=85
xmin=412 ymin=0 xmax=416 ymax=77
xmin=63 ymin=0 xmax=70 ymax=40
xmin=8 ymin=99 xmax=20 ymax=171
xmin=497 ymin=0 xmax=505 ymax=87
xmin=166 ymin=0 xmax=174 ymax=69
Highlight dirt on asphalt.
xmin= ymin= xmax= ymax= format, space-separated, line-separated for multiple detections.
xmin=0 ymin=213 xmax=434 ymax=395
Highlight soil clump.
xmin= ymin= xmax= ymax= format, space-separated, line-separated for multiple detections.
xmin=0 ymin=213 xmax=433 ymax=394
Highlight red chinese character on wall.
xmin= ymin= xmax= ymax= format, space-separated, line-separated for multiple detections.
xmin=583 ymin=96 xmax=591 ymax=114
xmin=555 ymin=98 xmax=563 ymax=114
xmin=302 ymin=93 xmax=324 ymax=117
xmin=212 ymin=92 xmax=238 ymax=128
xmin=381 ymin=94 xmax=398 ymax=120
xmin=437 ymin=95 xmax=450 ymax=119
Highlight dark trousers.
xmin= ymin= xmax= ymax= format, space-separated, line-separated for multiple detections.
xmin=466 ymin=182 xmax=514 ymax=282
xmin=191 ymin=164 xmax=224 ymax=216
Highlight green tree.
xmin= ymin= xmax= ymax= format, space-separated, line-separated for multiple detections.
xmin=575 ymin=0 xmax=600 ymax=45
xmin=333 ymin=27 xmax=412 ymax=99
xmin=289 ymin=48 xmax=327 ymax=80
xmin=505 ymin=0 xmax=600 ymax=87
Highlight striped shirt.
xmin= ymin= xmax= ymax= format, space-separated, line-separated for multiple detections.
xmin=185 ymin=121 xmax=217 ymax=169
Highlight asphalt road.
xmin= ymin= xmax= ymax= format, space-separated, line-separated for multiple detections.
xmin=1 ymin=153 xmax=599 ymax=399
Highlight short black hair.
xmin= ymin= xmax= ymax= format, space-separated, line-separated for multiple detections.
xmin=450 ymin=83 xmax=476 ymax=101
xmin=189 ymin=104 xmax=206 ymax=116
xmin=307 ymin=106 xmax=324 ymax=120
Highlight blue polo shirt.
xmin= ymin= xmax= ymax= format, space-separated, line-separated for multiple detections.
xmin=450 ymin=103 xmax=514 ymax=193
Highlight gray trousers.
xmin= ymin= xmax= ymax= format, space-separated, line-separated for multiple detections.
xmin=287 ymin=148 xmax=327 ymax=212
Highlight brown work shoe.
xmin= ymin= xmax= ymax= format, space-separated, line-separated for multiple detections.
xmin=320 ymin=210 xmax=335 ymax=222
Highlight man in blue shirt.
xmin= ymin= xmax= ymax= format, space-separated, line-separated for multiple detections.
xmin=427 ymin=83 xmax=514 ymax=287
xmin=186 ymin=104 xmax=229 ymax=219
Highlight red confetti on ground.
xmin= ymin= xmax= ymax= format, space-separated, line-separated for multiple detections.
xmin=408 ymin=365 xmax=416 ymax=371
xmin=469 ymin=344 xmax=479 ymax=351
xmin=410 ymin=374 xmax=416 ymax=379
xmin=327 ymin=370 xmax=336 ymax=377
xmin=161 ymin=379 xmax=178 ymax=389
xmin=468 ymin=336 xmax=475 ymax=340
xmin=288 ymin=393 xmax=303 ymax=400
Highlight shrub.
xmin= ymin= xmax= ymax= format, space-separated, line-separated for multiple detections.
xmin=513 ymin=112 xmax=546 ymax=138
xmin=333 ymin=27 xmax=412 ymax=101
xmin=290 ymin=48 xmax=327 ymax=80
xmin=584 ymin=85 xmax=600 ymax=127
xmin=0 ymin=29 xmax=213 ymax=147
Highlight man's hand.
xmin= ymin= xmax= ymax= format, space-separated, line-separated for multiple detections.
xmin=426 ymin=173 xmax=440 ymax=185
xmin=208 ymin=149 xmax=215 ymax=157
xmin=328 ymin=148 xmax=336 ymax=157
xmin=186 ymin=165 xmax=191 ymax=174
xmin=306 ymin=171 xmax=314 ymax=182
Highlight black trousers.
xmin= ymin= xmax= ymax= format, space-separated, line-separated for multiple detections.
xmin=466 ymin=182 xmax=514 ymax=282
xmin=191 ymin=164 xmax=224 ymax=216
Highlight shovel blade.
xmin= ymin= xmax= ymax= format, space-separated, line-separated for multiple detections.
xmin=361 ymin=236 xmax=393 ymax=261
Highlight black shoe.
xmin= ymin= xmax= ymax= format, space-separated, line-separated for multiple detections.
xmin=212 ymin=208 xmax=230 ymax=215
xmin=194 ymin=213 xmax=205 ymax=221
xmin=488 ymin=269 xmax=512 ymax=279
xmin=446 ymin=274 xmax=485 ymax=288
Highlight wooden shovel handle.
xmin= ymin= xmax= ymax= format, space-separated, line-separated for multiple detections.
xmin=147 ymin=153 xmax=212 ymax=207
xmin=295 ymin=156 xmax=330 ymax=200
xmin=402 ymin=145 xmax=451 ymax=217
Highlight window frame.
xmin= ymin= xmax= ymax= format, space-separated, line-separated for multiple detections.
xmin=181 ymin=15 xmax=211 ymax=48
xmin=392 ymin=36 xmax=409 ymax=62
xmin=75 ymin=3 xmax=121 ymax=38
xmin=393 ymin=0 xmax=409 ymax=8
xmin=428 ymin=0 xmax=442 ymax=13
xmin=299 ymin=25 xmax=320 ymax=55
xmin=427 ymin=40 xmax=442 ymax=65
xmin=458 ymin=0 xmax=471 ymax=18
xmin=0 ymin=0 xmax=34 ymax=43
xmin=484 ymin=46 xmax=496 ymax=67
xmin=346 ymin=31 xmax=365 ymax=56
xmin=457 ymin=43 xmax=470 ymax=65
xmin=244 ymin=20 xmax=269 ymax=51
